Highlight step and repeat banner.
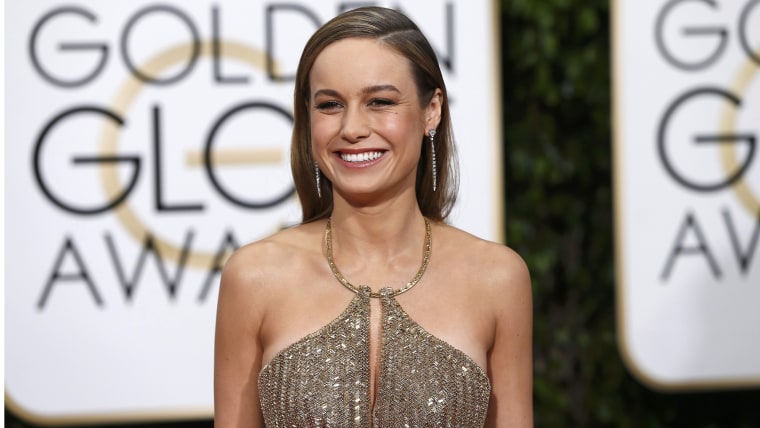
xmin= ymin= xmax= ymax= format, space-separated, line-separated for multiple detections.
xmin=5 ymin=0 xmax=502 ymax=423
xmin=615 ymin=0 xmax=760 ymax=390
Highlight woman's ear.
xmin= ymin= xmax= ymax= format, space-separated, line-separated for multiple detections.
xmin=425 ymin=88 xmax=443 ymax=130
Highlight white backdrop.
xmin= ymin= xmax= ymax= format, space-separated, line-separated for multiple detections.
xmin=615 ymin=0 xmax=760 ymax=390
xmin=4 ymin=0 xmax=503 ymax=423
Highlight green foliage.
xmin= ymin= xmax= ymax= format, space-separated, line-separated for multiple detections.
xmin=500 ymin=0 xmax=760 ymax=427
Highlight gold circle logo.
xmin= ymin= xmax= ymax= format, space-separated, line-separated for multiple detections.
xmin=720 ymin=43 xmax=759 ymax=216
xmin=99 ymin=41 xmax=286 ymax=268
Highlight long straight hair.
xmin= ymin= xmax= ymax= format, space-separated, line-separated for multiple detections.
xmin=291 ymin=6 xmax=458 ymax=223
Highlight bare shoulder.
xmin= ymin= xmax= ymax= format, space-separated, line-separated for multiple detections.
xmin=433 ymin=223 xmax=533 ymax=426
xmin=220 ymin=220 xmax=326 ymax=299
xmin=215 ymin=223 xmax=325 ymax=428
xmin=434 ymin=223 xmax=531 ymax=300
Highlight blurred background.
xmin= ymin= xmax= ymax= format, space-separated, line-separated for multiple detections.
xmin=6 ymin=0 xmax=760 ymax=427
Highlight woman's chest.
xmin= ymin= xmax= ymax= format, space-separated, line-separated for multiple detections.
xmin=261 ymin=283 xmax=492 ymax=373
xmin=258 ymin=289 xmax=492 ymax=427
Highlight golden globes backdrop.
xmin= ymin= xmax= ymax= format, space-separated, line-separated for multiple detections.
xmin=4 ymin=0 xmax=502 ymax=423
xmin=615 ymin=0 xmax=760 ymax=390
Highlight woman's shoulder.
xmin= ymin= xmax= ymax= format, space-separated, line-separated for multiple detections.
xmin=435 ymin=222 xmax=526 ymax=268
xmin=220 ymin=220 xmax=326 ymax=293
xmin=435 ymin=222 xmax=530 ymax=296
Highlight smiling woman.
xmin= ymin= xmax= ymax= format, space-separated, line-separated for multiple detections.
xmin=213 ymin=6 xmax=533 ymax=428
xmin=289 ymin=7 xmax=459 ymax=224
xmin=308 ymin=37 xmax=440 ymax=211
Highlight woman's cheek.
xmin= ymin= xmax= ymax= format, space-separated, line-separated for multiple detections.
xmin=375 ymin=114 xmax=404 ymax=136
xmin=310 ymin=118 xmax=335 ymax=148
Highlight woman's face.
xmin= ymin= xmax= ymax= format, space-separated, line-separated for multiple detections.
xmin=308 ymin=37 xmax=441 ymax=204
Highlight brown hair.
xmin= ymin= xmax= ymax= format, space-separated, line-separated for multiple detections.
xmin=291 ymin=6 xmax=458 ymax=222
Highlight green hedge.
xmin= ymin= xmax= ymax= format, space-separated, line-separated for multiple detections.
xmin=501 ymin=0 xmax=760 ymax=426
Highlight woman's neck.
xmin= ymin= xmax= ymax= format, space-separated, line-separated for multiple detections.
xmin=328 ymin=194 xmax=427 ymax=263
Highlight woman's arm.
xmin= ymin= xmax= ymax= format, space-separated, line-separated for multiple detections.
xmin=213 ymin=248 xmax=266 ymax=428
xmin=484 ymin=247 xmax=533 ymax=427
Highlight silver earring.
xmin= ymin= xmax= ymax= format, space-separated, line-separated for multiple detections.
xmin=428 ymin=130 xmax=437 ymax=192
xmin=314 ymin=162 xmax=322 ymax=199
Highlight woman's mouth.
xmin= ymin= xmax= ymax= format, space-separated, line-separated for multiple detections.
xmin=339 ymin=151 xmax=385 ymax=163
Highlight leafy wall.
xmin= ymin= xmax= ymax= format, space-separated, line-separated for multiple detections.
xmin=502 ymin=0 xmax=760 ymax=426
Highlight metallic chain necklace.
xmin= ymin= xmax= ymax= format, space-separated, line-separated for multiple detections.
xmin=324 ymin=218 xmax=432 ymax=298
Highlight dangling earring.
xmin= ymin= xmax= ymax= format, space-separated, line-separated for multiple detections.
xmin=428 ymin=130 xmax=437 ymax=192
xmin=314 ymin=162 xmax=322 ymax=199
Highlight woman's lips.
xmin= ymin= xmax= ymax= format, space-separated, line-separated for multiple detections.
xmin=339 ymin=150 xmax=385 ymax=163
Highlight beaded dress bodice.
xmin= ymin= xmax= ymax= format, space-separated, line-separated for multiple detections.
xmin=257 ymin=286 xmax=491 ymax=427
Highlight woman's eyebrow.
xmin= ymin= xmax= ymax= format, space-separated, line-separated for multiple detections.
xmin=313 ymin=88 xmax=340 ymax=99
xmin=312 ymin=85 xmax=401 ymax=99
xmin=361 ymin=84 xmax=401 ymax=95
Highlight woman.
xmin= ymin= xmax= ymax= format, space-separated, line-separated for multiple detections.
xmin=214 ymin=6 xmax=532 ymax=427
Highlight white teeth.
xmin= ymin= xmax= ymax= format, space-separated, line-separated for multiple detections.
xmin=340 ymin=151 xmax=383 ymax=162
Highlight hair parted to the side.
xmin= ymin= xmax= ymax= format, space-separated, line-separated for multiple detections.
xmin=291 ymin=6 xmax=459 ymax=223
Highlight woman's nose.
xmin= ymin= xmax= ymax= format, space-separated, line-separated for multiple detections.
xmin=340 ymin=106 xmax=370 ymax=143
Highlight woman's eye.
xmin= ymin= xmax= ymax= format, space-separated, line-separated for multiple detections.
xmin=369 ymin=98 xmax=395 ymax=107
xmin=316 ymin=101 xmax=342 ymax=110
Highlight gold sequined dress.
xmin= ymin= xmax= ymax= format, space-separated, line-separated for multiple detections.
xmin=258 ymin=286 xmax=492 ymax=427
